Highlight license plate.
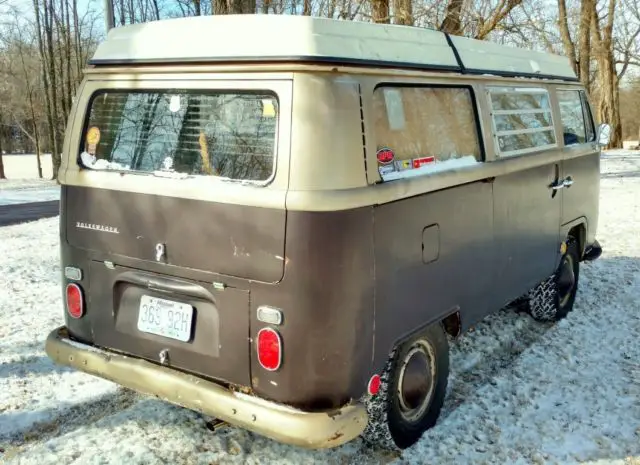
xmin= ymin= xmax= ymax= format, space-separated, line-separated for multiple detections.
xmin=136 ymin=295 xmax=193 ymax=342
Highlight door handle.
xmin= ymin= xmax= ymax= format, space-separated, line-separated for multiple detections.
xmin=563 ymin=175 xmax=574 ymax=188
xmin=549 ymin=176 xmax=573 ymax=190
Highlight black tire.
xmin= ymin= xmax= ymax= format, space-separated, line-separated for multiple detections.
xmin=527 ymin=237 xmax=580 ymax=322
xmin=362 ymin=323 xmax=449 ymax=450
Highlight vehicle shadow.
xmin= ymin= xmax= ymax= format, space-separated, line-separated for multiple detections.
xmin=438 ymin=303 xmax=553 ymax=423
xmin=0 ymin=387 xmax=137 ymax=445
xmin=0 ymin=355 xmax=72 ymax=380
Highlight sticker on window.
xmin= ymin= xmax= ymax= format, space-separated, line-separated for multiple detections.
xmin=413 ymin=156 xmax=435 ymax=168
xmin=383 ymin=88 xmax=406 ymax=131
xmin=395 ymin=159 xmax=413 ymax=171
xmin=169 ymin=95 xmax=181 ymax=113
xmin=262 ymin=99 xmax=276 ymax=118
xmin=86 ymin=126 xmax=101 ymax=155
xmin=377 ymin=147 xmax=395 ymax=165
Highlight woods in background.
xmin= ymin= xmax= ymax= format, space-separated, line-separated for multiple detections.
xmin=0 ymin=0 xmax=639 ymax=180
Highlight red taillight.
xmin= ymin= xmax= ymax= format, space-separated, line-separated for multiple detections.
xmin=367 ymin=374 xmax=381 ymax=396
xmin=66 ymin=283 xmax=84 ymax=319
xmin=257 ymin=327 xmax=282 ymax=371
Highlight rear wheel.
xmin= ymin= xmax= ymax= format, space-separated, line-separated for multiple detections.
xmin=362 ymin=323 xmax=449 ymax=450
xmin=527 ymin=237 xmax=580 ymax=322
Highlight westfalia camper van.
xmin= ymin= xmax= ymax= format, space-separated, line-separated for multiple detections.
xmin=45 ymin=14 xmax=608 ymax=450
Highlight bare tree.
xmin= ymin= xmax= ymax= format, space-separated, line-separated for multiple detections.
xmin=557 ymin=0 xmax=593 ymax=89
xmin=592 ymin=0 xmax=621 ymax=147
xmin=439 ymin=0 xmax=524 ymax=39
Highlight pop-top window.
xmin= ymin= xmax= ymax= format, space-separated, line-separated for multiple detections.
xmin=80 ymin=90 xmax=279 ymax=181
xmin=373 ymin=86 xmax=482 ymax=182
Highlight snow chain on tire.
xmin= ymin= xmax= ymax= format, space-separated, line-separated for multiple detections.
xmin=527 ymin=237 xmax=578 ymax=322
xmin=361 ymin=349 xmax=400 ymax=452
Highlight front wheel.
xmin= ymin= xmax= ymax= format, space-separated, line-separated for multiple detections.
xmin=362 ymin=323 xmax=449 ymax=450
xmin=528 ymin=237 xmax=580 ymax=322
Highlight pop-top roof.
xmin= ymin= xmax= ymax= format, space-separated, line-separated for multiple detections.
xmin=90 ymin=15 xmax=578 ymax=82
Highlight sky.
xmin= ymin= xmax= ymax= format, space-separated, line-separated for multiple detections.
xmin=1 ymin=0 xmax=106 ymax=37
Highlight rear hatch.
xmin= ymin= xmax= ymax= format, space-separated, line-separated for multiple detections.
xmin=63 ymin=77 xmax=291 ymax=386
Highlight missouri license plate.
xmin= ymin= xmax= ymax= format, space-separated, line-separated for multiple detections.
xmin=136 ymin=295 xmax=193 ymax=342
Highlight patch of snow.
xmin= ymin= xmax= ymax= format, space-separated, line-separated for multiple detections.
xmin=0 ymin=153 xmax=58 ymax=204
xmin=0 ymin=186 xmax=60 ymax=206
xmin=2 ymin=151 xmax=640 ymax=464
xmin=0 ymin=218 xmax=118 ymax=443
xmin=1 ymin=153 xmax=53 ymax=180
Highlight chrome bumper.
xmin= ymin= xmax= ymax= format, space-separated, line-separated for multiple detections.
xmin=45 ymin=326 xmax=368 ymax=449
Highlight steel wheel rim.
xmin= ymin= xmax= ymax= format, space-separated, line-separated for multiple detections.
xmin=396 ymin=340 xmax=436 ymax=423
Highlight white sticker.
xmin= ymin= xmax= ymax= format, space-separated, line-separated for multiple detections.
xmin=262 ymin=99 xmax=276 ymax=117
xmin=378 ymin=164 xmax=396 ymax=176
xmin=383 ymin=88 xmax=405 ymax=131
xmin=169 ymin=95 xmax=181 ymax=113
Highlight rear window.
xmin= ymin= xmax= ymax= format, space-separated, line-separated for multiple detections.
xmin=80 ymin=90 xmax=279 ymax=181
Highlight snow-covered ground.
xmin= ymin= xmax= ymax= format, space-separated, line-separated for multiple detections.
xmin=0 ymin=154 xmax=59 ymax=206
xmin=1 ymin=154 xmax=53 ymax=180
xmin=1 ymin=151 xmax=639 ymax=464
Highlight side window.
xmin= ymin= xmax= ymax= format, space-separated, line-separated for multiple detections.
xmin=487 ymin=86 xmax=557 ymax=157
xmin=557 ymin=89 xmax=591 ymax=145
xmin=372 ymin=86 xmax=482 ymax=182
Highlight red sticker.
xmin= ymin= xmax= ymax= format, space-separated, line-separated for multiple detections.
xmin=413 ymin=156 xmax=435 ymax=168
xmin=377 ymin=148 xmax=395 ymax=165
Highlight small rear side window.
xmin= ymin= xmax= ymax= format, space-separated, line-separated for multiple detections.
xmin=373 ymin=86 xmax=482 ymax=182
xmin=80 ymin=90 xmax=279 ymax=182
xmin=557 ymin=89 xmax=595 ymax=145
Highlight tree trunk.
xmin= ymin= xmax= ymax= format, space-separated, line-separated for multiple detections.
xmin=577 ymin=0 xmax=592 ymax=90
xmin=194 ymin=0 xmax=201 ymax=14
xmin=474 ymin=0 xmax=523 ymax=40
xmin=119 ymin=0 xmax=126 ymax=25
xmin=229 ymin=0 xmax=256 ymax=13
xmin=371 ymin=0 xmax=389 ymax=23
xmin=440 ymin=0 xmax=463 ymax=35
xmin=393 ymin=0 xmax=412 ymax=25
xmin=57 ymin=0 xmax=69 ymax=119
xmin=18 ymin=37 xmax=44 ymax=179
xmin=65 ymin=0 xmax=73 ymax=111
xmin=128 ymin=0 xmax=135 ymax=23
xmin=33 ymin=0 xmax=59 ymax=181
xmin=303 ymin=0 xmax=311 ymax=15
xmin=213 ymin=0 xmax=228 ymax=14
xmin=557 ymin=0 xmax=577 ymax=72
xmin=0 ymin=132 xmax=5 ymax=179
xmin=43 ymin=0 xmax=62 ymax=179
xmin=592 ymin=0 xmax=622 ymax=148
xmin=151 ymin=0 xmax=160 ymax=19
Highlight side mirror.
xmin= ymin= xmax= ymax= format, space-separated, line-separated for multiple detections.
xmin=596 ymin=123 xmax=611 ymax=146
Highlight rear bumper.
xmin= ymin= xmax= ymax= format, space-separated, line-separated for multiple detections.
xmin=583 ymin=239 xmax=603 ymax=262
xmin=44 ymin=326 xmax=368 ymax=449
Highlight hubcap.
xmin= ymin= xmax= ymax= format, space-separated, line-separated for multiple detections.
xmin=396 ymin=340 xmax=436 ymax=423
xmin=557 ymin=254 xmax=575 ymax=308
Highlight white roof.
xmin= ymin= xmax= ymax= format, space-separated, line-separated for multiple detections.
xmin=91 ymin=15 xmax=577 ymax=81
